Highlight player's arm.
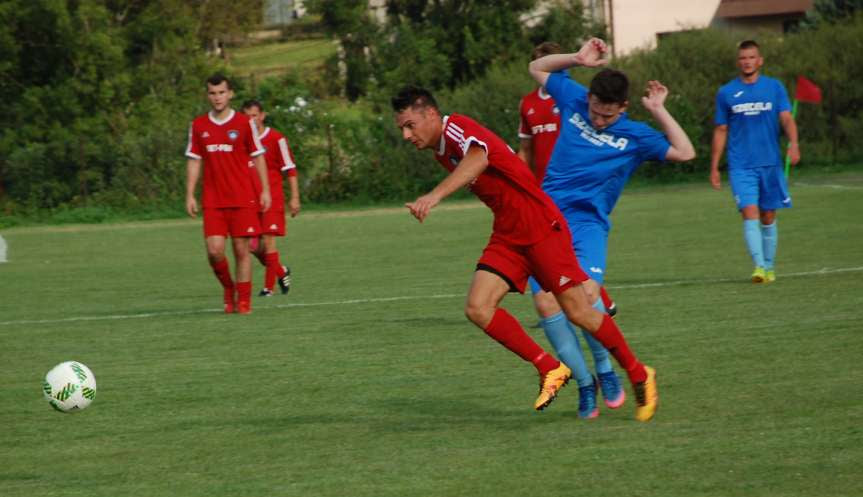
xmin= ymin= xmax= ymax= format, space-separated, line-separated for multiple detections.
xmin=710 ymin=125 xmax=728 ymax=190
xmin=406 ymin=145 xmax=488 ymax=223
xmin=641 ymin=80 xmax=695 ymax=163
xmin=253 ymin=154 xmax=272 ymax=212
xmin=528 ymin=38 xmax=608 ymax=86
xmin=185 ymin=158 xmax=202 ymax=217
xmin=517 ymin=137 xmax=533 ymax=171
xmin=779 ymin=110 xmax=800 ymax=166
xmin=287 ymin=173 xmax=300 ymax=217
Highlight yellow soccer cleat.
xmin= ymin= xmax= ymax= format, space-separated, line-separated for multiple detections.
xmin=751 ymin=267 xmax=767 ymax=283
xmin=534 ymin=363 xmax=572 ymax=411
xmin=633 ymin=366 xmax=658 ymax=422
xmin=765 ymin=269 xmax=776 ymax=283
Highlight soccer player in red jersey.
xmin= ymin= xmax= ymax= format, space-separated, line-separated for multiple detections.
xmin=185 ymin=74 xmax=272 ymax=314
xmin=394 ymin=87 xmax=658 ymax=420
xmin=241 ymin=100 xmax=301 ymax=297
xmin=518 ymin=41 xmax=563 ymax=184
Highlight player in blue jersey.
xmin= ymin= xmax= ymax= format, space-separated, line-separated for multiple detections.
xmin=710 ymin=40 xmax=799 ymax=283
xmin=528 ymin=38 xmax=695 ymax=419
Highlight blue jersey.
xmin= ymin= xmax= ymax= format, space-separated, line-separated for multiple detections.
xmin=542 ymin=71 xmax=670 ymax=230
xmin=714 ymin=75 xmax=791 ymax=169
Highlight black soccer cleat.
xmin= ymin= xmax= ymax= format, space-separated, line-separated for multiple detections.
xmin=258 ymin=288 xmax=273 ymax=297
xmin=607 ymin=301 xmax=617 ymax=318
xmin=277 ymin=265 xmax=292 ymax=295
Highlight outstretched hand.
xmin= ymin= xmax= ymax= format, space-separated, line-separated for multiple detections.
xmin=574 ymin=38 xmax=609 ymax=67
xmin=405 ymin=193 xmax=440 ymax=223
xmin=641 ymin=80 xmax=668 ymax=112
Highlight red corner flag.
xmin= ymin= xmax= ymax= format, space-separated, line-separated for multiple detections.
xmin=795 ymin=75 xmax=822 ymax=104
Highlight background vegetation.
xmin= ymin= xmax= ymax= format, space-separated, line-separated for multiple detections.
xmin=1 ymin=0 xmax=861 ymax=226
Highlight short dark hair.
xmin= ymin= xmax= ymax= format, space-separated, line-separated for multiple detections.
xmin=241 ymin=99 xmax=263 ymax=112
xmin=391 ymin=86 xmax=439 ymax=113
xmin=532 ymin=41 xmax=561 ymax=61
xmin=206 ymin=73 xmax=232 ymax=90
xmin=738 ymin=39 xmax=760 ymax=51
xmin=589 ymin=69 xmax=629 ymax=105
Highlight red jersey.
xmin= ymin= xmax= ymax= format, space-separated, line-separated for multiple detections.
xmin=186 ymin=110 xmax=265 ymax=208
xmin=434 ymin=114 xmax=563 ymax=245
xmin=518 ymin=87 xmax=560 ymax=183
xmin=256 ymin=127 xmax=297 ymax=211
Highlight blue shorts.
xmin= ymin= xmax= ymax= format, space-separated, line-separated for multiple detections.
xmin=728 ymin=166 xmax=792 ymax=211
xmin=530 ymin=221 xmax=608 ymax=293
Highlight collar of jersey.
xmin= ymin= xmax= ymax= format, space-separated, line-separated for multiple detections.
xmin=436 ymin=115 xmax=450 ymax=156
xmin=208 ymin=109 xmax=236 ymax=126
xmin=259 ymin=127 xmax=271 ymax=140
xmin=538 ymin=87 xmax=551 ymax=100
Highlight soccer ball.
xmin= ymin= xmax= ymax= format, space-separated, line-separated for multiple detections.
xmin=42 ymin=361 xmax=97 ymax=413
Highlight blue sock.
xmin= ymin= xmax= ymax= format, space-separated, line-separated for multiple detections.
xmin=743 ymin=219 xmax=765 ymax=268
xmin=541 ymin=312 xmax=592 ymax=387
xmin=761 ymin=221 xmax=777 ymax=270
xmin=572 ymin=299 xmax=614 ymax=375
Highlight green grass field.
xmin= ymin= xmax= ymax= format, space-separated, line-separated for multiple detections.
xmin=229 ymin=38 xmax=336 ymax=77
xmin=1 ymin=174 xmax=862 ymax=497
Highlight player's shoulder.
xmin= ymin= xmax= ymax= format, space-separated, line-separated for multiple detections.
xmin=190 ymin=113 xmax=211 ymax=127
xmin=718 ymin=78 xmax=741 ymax=94
xmin=267 ymin=127 xmax=286 ymax=141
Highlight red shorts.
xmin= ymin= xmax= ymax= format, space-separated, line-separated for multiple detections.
xmin=203 ymin=207 xmax=262 ymax=238
xmin=258 ymin=209 xmax=286 ymax=236
xmin=477 ymin=222 xmax=588 ymax=294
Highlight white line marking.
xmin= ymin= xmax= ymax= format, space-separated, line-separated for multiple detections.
xmin=795 ymin=182 xmax=863 ymax=190
xmin=1 ymin=266 xmax=861 ymax=328
xmin=0 ymin=234 xmax=6 ymax=263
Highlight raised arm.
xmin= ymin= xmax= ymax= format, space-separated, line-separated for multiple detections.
xmin=405 ymin=146 xmax=489 ymax=223
xmin=641 ymin=80 xmax=696 ymax=162
xmin=528 ymin=38 xmax=608 ymax=87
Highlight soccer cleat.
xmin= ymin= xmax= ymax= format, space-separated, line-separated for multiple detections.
xmin=751 ymin=267 xmax=767 ymax=283
xmin=765 ymin=269 xmax=776 ymax=283
xmin=633 ymin=365 xmax=658 ymax=422
xmin=607 ymin=301 xmax=618 ymax=318
xmin=577 ymin=377 xmax=599 ymax=419
xmin=277 ymin=265 xmax=292 ymax=295
xmin=534 ymin=363 xmax=572 ymax=411
xmin=597 ymin=370 xmax=625 ymax=409
xmin=258 ymin=288 xmax=274 ymax=297
xmin=237 ymin=301 xmax=252 ymax=314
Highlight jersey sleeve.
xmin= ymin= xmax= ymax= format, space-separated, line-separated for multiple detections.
xmin=636 ymin=124 xmax=671 ymax=163
xmin=245 ymin=117 xmax=266 ymax=157
xmin=714 ymin=89 xmax=729 ymax=126
xmin=185 ymin=122 xmax=202 ymax=160
xmin=276 ymin=136 xmax=298 ymax=176
xmin=518 ymin=97 xmax=531 ymax=139
xmin=775 ymin=79 xmax=792 ymax=113
xmin=544 ymin=71 xmax=587 ymax=110
xmin=446 ymin=116 xmax=489 ymax=157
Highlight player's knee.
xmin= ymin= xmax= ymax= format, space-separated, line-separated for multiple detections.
xmin=464 ymin=301 xmax=494 ymax=328
xmin=532 ymin=293 xmax=561 ymax=318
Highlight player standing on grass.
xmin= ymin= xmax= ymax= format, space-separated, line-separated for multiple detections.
xmin=393 ymin=86 xmax=658 ymax=421
xmin=710 ymin=40 xmax=799 ymax=283
xmin=528 ymin=38 xmax=696 ymax=418
xmin=241 ymin=100 xmax=300 ymax=297
xmin=185 ymin=74 xmax=271 ymax=314
xmin=519 ymin=41 xmax=623 ymax=420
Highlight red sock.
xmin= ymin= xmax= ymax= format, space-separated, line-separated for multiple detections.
xmin=210 ymin=258 xmax=234 ymax=290
xmin=484 ymin=308 xmax=559 ymax=375
xmin=264 ymin=252 xmax=286 ymax=290
xmin=236 ymin=281 xmax=252 ymax=304
xmin=600 ymin=286 xmax=613 ymax=309
xmin=591 ymin=314 xmax=647 ymax=384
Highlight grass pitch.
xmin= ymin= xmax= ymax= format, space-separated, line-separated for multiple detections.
xmin=1 ymin=174 xmax=861 ymax=497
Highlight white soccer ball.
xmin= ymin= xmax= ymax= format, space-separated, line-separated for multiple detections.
xmin=43 ymin=361 xmax=97 ymax=413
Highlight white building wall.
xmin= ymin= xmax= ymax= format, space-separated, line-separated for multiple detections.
xmin=606 ymin=0 xmax=722 ymax=55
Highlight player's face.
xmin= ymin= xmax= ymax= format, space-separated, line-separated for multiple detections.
xmin=243 ymin=106 xmax=266 ymax=133
xmin=587 ymin=95 xmax=626 ymax=130
xmin=395 ymin=106 xmax=441 ymax=150
xmin=737 ymin=47 xmax=763 ymax=77
xmin=207 ymin=82 xmax=234 ymax=112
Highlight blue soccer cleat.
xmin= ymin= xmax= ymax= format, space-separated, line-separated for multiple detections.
xmin=578 ymin=377 xmax=599 ymax=419
xmin=597 ymin=370 xmax=625 ymax=409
